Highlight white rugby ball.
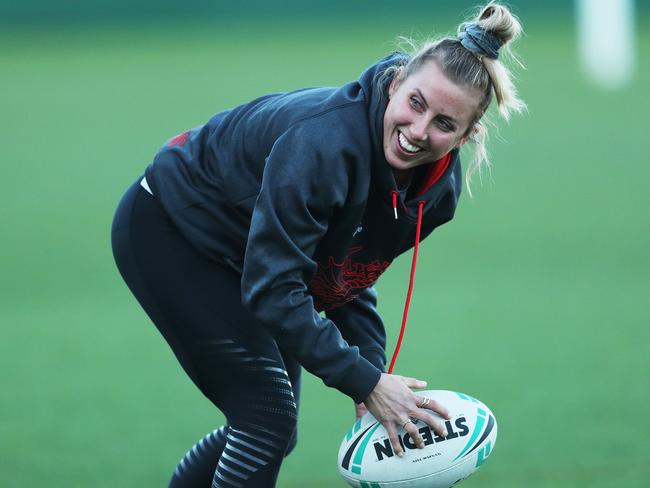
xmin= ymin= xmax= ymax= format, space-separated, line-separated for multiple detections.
xmin=338 ymin=390 xmax=497 ymax=488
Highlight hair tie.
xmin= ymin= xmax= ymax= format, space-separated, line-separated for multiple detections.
xmin=458 ymin=23 xmax=503 ymax=60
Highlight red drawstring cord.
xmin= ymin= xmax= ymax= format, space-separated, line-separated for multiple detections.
xmin=388 ymin=200 xmax=425 ymax=374
xmin=391 ymin=191 xmax=398 ymax=220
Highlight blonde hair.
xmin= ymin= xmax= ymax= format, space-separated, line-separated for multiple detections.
xmin=383 ymin=2 xmax=526 ymax=195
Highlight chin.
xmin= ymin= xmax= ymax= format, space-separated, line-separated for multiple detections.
xmin=387 ymin=157 xmax=416 ymax=172
xmin=384 ymin=151 xmax=405 ymax=170
xmin=391 ymin=148 xmax=429 ymax=168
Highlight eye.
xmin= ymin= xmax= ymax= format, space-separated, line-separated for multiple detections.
xmin=436 ymin=118 xmax=455 ymax=133
xmin=409 ymin=96 xmax=423 ymax=111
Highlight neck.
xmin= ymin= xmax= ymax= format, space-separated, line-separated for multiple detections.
xmin=393 ymin=168 xmax=413 ymax=190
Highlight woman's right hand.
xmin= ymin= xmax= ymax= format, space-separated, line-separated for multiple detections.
xmin=363 ymin=373 xmax=451 ymax=457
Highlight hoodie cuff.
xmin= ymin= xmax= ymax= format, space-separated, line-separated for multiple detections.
xmin=335 ymin=356 xmax=382 ymax=404
xmin=359 ymin=347 xmax=387 ymax=373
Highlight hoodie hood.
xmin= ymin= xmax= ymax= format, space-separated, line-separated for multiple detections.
xmin=359 ymin=51 xmax=406 ymax=195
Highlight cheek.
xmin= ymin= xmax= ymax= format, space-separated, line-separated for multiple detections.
xmin=430 ymin=132 xmax=454 ymax=146
xmin=429 ymin=132 xmax=461 ymax=153
xmin=385 ymin=101 xmax=409 ymax=127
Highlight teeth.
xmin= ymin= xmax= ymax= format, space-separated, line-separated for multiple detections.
xmin=398 ymin=132 xmax=422 ymax=154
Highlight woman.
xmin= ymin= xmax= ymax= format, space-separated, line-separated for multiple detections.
xmin=111 ymin=3 xmax=525 ymax=486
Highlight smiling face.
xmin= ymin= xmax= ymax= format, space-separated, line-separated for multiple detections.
xmin=383 ymin=60 xmax=482 ymax=174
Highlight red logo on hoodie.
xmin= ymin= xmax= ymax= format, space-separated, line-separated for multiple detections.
xmin=168 ymin=130 xmax=190 ymax=147
xmin=310 ymin=246 xmax=390 ymax=311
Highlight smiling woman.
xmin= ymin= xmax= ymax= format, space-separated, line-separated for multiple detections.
xmin=381 ymin=3 xmax=526 ymax=192
xmin=110 ymin=3 xmax=525 ymax=487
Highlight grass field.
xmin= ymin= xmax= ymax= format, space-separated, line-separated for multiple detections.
xmin=1 ymin=9 xmax=649 ymax=488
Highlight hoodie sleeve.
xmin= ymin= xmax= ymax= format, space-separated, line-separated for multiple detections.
xmin=240 ymin=120 xmax=382 ymax=404
xmin=325 ymin=287 xmax=387 ymax=372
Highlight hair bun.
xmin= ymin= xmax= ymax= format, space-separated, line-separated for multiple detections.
xmin=474 ymin=3 xmax=523 ymax=47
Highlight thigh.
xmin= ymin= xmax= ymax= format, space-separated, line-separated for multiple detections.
xmin=112 ymin=182 xmax=300 ymax=415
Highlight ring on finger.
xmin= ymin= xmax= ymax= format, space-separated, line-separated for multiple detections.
xmin=417 ymin=397 xmax=431 ymax=408
xmin=401 ymin=419 xmax=413 ymax=429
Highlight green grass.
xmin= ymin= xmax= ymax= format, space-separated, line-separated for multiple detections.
xmin=1 ymin=13 xmax=648 ymax=488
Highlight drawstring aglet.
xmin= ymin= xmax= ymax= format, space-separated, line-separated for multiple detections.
xmin=391 ymin=191 xmax=398 ymax=220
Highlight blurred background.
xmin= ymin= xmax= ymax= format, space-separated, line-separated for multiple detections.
xmin=1 ymin=0 xmax=648 ymax=486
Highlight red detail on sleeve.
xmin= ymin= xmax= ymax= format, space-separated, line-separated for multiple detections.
xmin=415 ymin=152 xmax=452 ymax=196
xmin=168 ymin=130 xmax=190 ymax=147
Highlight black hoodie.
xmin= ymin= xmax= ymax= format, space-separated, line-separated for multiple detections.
xmin=144 ymin=52 xmax=462 ymax=403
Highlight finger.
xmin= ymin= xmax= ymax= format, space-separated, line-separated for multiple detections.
xmin=399 ymin=376 xmax=428 ymax=390
xmin=385 ymin=423 xmax=404 ymax=457
xmin=402 ymin=419 xmax=425 ymax=449
xmin=416 ymin=412 xmax=448 ymax=438
xmin=421 ymin=398 xmax=451 ymax=420
xmin=355 ymin=403 xmax=368 ymax=420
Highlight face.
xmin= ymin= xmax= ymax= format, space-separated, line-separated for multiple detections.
xmin=383 ymin=60 xmax=482 ymax=172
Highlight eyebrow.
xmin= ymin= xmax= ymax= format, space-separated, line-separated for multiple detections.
xmin=415 ymin=88 xmax=458 ymax=126
xmin=415 ymin=88 xmax=430 ymax=109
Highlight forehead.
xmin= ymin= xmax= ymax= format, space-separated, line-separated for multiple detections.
xmin=400 ymin=60 xmax=482 ymax=123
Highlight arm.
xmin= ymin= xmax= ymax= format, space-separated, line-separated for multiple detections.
xmin=325 ymin=286 xmax=386 ymax=372
xmin=325 ymin=287 xmax=386 ymax=420
xmin=240 ymin=122 xmax=381 ymax=404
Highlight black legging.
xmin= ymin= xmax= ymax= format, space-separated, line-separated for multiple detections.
xmin=111 ymin=180 xmax=301 ymax=487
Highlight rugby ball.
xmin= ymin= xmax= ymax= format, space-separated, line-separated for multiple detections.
xmin=338 ymin=390 xmax=497 ymax=488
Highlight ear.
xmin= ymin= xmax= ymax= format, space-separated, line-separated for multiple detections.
xmin=456 ymin=125 xmax=478 ymax=148
xmin=388 ymin=67 xmax=404 ymax=97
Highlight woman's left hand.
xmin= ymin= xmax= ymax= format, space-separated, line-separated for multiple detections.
xmin=354 ymin=402 xmax=369 ymax=420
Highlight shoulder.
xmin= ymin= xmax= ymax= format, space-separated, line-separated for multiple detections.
xmin=300 ymin=101 xmax=370 ymax=138
xmin=276 ymin=101 xmax=374 ymax=166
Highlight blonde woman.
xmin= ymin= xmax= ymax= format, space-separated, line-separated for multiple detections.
xmin=111 ymin=3 xmax=525 ymax=486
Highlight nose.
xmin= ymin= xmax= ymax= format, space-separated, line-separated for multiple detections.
xmin=410 ymin=116 xmax=429 ymax=142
